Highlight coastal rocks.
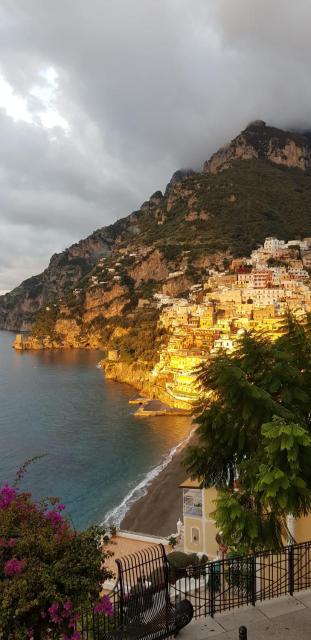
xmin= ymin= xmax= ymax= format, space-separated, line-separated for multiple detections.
xmin=102 ymin=360 xmax=191 ymax=410
xmin=12 ymin=330 xmax=103 ymax=351
xmin=54 ymin=318 xmax=81 ymax=347
xmin=12 ymin=317 xmax=103 ymax=351
xmin=13 ymin=334 xmax=55 ymax=350
xmin=103 ymin=360 xmax=153 ymax=393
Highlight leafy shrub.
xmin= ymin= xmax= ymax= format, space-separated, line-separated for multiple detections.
xmin=167 ymin=551 xmax=193 ymax=569
xmin=31 ymin=305 xmax=60 ymax=339
xmin=0 ymin=474 xmax=113 ymax=640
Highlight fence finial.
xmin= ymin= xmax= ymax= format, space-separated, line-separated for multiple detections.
xmin=239 ymin=625 xmax=247 ymax=640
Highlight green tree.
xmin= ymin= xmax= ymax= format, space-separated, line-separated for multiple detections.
xmin=184 ymin=314 xmax=311 ymax=553
xmin=31 ymin=305 xmax=60 ymax=340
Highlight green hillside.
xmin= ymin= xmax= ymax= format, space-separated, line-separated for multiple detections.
xmin=129 ymin=160 xmax=311 ymax=257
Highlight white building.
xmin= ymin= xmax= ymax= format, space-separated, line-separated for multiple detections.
xmin=242 ymin=286 xmax=286 ymax=306
xmin=264 ymin=237 xmax=286 ymax=254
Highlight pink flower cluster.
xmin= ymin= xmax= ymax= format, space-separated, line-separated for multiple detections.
xmin=0 ymin=485 xmax=16 ymax=509
xmin=45 ymin=503 xmax=66 ymax=533
xmin=93 ymin=594 xmax=113 ymax=616
xmin=62 ymin=633 xmax=81 ymax=640
xmin=0 ymin=538 xmax=17 ymax=548
xmin=4 ymin=557 xmax=27 ymax=576
xmin=42 ymin=601 xmax=81 ymax=639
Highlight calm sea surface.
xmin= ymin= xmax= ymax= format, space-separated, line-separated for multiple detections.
xmin=0 ymin=330 xmax=191 ymax=530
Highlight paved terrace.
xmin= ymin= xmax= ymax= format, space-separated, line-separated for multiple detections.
xmin=179 ymin=590 xmax=311 ymax=639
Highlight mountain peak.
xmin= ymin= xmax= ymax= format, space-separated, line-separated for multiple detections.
xmin=245 ymin=119 xmax=267 ymax=129
xmin=204 ymin=122 xmax=311 ymax=174
xmin=165 ymin=168 xmax=196 ymax=195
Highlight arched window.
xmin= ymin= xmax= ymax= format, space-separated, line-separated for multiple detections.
xmin=191 ymin=527 xmax=200 ymax=544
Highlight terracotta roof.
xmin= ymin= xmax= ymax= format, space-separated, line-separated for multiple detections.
xmin=179 ymin=477 xmax=202 ymax=489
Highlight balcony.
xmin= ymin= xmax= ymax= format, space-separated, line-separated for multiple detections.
xmin=183 ymin=488 xmax=203 ymax=517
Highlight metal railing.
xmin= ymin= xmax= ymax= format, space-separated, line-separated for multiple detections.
xmin=78 ymin=584 xmax=121 ymax=639
xmin=170 ymin=540 xmax=311 ymax=618
xmin=75 ymin=540 xmax=311 ymax=637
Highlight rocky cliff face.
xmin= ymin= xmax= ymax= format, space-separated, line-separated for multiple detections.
xmin=2 ymin=121 xmax=311 ymax=335
xmin=0 ymin=227 xmax=114 ymax=330
xmin=204 ymin=121 xmax=311 ymax=174
xmin=103 ymin=360 xmax=189 ymax=409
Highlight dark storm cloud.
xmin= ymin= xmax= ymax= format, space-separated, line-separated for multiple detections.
xmin=0 ymin=0 xmax=310 ymax=289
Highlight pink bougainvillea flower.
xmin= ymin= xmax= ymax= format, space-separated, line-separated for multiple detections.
xmin=48 ymin=601 xmax=61 ymax=623
xmin=94 ymin=595 xmax=113 ymax=616
xmin=62 ymin=633 xmax=80 ymax=640
xmin=0 ymin=485 xmax=17 ymax=509
xmin=4 ymin=557 xmax=27 ymax=576
xmin=68 ymin=613 xmax=80 ymax=629
xmin=45 ymin=509 xmax=65 ymax=530
xmin=7 ymin=538 xmax=17 ymax=547
xmin=26 ymin=629 xmax=33 ymax=639
xmin=40 ymin=609 xmax=47 ymax=619
xmin=63 ymin=600 xmax=73 ymax=616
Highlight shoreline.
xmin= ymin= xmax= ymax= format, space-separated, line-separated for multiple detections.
xmin=10 ymin=332 xmax=196 ymax=535
xmin=118 ymin=425 xmax=196 ymax=537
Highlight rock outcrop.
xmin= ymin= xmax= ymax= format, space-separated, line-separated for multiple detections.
xmin=0 ymin=228 xmax=113 ymax=331
xmin=204 ymin=121 xmax=311 ymax=174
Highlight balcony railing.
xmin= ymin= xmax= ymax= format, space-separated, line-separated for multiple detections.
xmin=183 ymin=489 xmax=203 ymax=517
xmin=183 ymin=504 xmax=203 ymax=517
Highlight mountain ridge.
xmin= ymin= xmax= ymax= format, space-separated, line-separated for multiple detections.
xmin=204 ymin=120 xmax=311 ymax=173
xmin=1 ymin=121 xmax=311 ymax=332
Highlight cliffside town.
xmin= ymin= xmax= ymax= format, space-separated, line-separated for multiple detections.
xmin=14 ymin=235 xmax=311 ymax=409
xmin=148 ymin=236 xmax=311 ymax=408
xmin=2 ymin=121 xmax=311 ymax=407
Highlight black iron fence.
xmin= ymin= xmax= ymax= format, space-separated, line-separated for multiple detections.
xmin=75 ymin=540 xmax=311 ymax=638
xmin=78 ymin=586 xmax=121 ymax=639
xmin=170 ymin=539 xmax=311 ymax=618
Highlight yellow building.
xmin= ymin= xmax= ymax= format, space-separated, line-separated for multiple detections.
xmin=180 ymin=478 xmax=311 ymax=559
xmin=180 ymin=478 xmax=219 ymax=559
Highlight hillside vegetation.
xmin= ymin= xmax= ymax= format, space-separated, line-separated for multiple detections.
xmin=1 ymin=121 xmax=311 ymax=336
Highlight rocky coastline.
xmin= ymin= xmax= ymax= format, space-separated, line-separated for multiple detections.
xmin=12 ymin=333 xmax=190 ymax=411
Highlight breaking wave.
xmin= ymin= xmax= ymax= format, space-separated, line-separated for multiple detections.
xmin=102 ymin=427 xmax=195 ymax=527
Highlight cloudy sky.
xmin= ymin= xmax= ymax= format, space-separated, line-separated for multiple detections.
xmin=0 ymin=0 xmax=310 ymax=290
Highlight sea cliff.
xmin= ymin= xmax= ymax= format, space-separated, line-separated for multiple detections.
xmin=103 ymin=360 xmax=191 ymax=410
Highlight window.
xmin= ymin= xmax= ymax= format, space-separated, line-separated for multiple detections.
xmin=183 ymin=489 xmax=203 ymax=517
xmin=191 ymin=527 xmax=200 ymax=544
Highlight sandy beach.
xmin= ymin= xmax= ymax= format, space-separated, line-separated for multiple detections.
xmin=121 ymin=429 xmax=196 ymax=537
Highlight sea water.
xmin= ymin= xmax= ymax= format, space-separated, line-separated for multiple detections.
xmin=0 ymin=330 xmax=191 ymax=530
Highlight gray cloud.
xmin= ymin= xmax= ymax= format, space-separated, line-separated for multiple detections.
xmin=0 ymin=0 xmax=310 ymax=289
